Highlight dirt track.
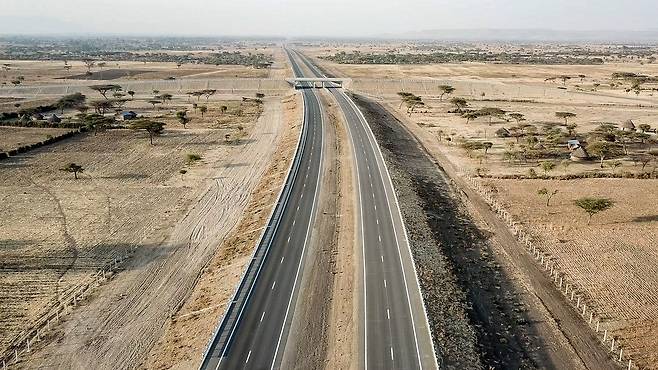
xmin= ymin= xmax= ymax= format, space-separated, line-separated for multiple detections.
xmin=14 ymin=98 xmax=286 ymax=369
xmin=350 ymin=93 xmax=622 ymax=370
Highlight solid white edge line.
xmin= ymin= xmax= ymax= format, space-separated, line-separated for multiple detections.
xmin=206 ymin=59 xmax=308 ymax=370
xmin=342 ymin=90 xmax=439 ymax=369
xmin=269 ymin=84 xmax=325 ymax=370
xmin=325 ymin=72 xmax=368 ymax=370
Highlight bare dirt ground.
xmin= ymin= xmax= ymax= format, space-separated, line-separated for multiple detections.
xmin=0 ymin=127 xmax=73 ymax=152
xmin=351 ymin=93 xmax=622 ymax=370
xmin=0 ymin=60 xmax=268 ymax=86
xmin=1 ymin=94 xmax=285 ymax=368
xmin=487 ymin=178 xmax=658 ymax=369
xmin=140 ymin=93 xmax=301 ymax=370
xmin=322 ymin=91 xmax=358 ymax=370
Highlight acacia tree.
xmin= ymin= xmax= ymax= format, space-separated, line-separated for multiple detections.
xmin=537 ymin=188 xmax=558 ymax=206
xmin=202 ymin=89 xmax=217 ymax=101
xmin=131 ymin=120 xmax=166 ymax=145
xmin=481 ymin=142 xmax=493 ymax=156
xmin=463 ymin=111 xmax=479 ymax=124
xmin=90 ymin=84 xmax=122 ymax=100
xmin=477 ymin=107 xmax=506 ymax=125
xmin=587 ymin=141 xmax=623 ymax=168
xmin=438 ymin=85 xmax=455 ymax=101
xmin=176 ymin=110 xmax=191 ymax=129
xmin=60 ymin=163 xmax=84 ymax=179
xmin=397 ymin=92 xmax=414 ymax=108
xmin=160 ymin=93 xmax=173 ymax=104
xmin=90 ymin=100 xmax=116 ymax=115
xmin=556 ymin=111 xmax=576 ymax=125
xmin=127 ymin=90 xmax=135 ymax=100
xmin=199 ymin=105 xmax=208 ymax=117
xmin=450 ymin=97 xmax=468 ymax=113
xmin=574 ymin=197 xmax=615 ymax=224
xmin=220 ymin=105 xmax=228 ymax=114
xmin=509 ymin=112 xmax=525 ymax=124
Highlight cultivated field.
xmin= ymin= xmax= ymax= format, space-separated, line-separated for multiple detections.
xmin=0 ymin=88 xmax=283 ymax=367
xmin=0 ymin=127 xmax=73 ymax=152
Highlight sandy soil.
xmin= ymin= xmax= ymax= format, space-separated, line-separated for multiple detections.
xmin=140 ymin=92 xmax=301 ymax=370
xmin=0 ymin=127 xmax=74 ymax=152
xmin=1 ymin=95 xmax=280 ymax=368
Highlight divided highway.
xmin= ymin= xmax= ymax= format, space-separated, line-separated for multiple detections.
xmin=292 ymin=50 xmax=438 ymax=369
xmin=199 ymin=52 xmax=325 ymax=369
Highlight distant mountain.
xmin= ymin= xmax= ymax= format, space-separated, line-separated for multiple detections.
xmin=386 ymin=29 xmax=658 ymax=43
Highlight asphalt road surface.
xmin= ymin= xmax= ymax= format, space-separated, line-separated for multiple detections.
xmin=199 ymin=51 xmax=325 ymax=370
xmin=292 ymin=50 xmax=438 ymax=370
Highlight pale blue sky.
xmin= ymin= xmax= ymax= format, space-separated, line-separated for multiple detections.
xmin=1 ymin=0 xmax=657 ymax=37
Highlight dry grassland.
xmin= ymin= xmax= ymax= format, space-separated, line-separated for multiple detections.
xmin=312 ymin=51 xmax=658 ymax=368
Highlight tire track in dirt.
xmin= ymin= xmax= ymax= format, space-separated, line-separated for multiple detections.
xmin=16 ymin=99 xmax=285 ymax=370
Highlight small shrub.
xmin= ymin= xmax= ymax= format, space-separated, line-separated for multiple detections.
xmin=186 ymin=153 xmax=202 ymax=164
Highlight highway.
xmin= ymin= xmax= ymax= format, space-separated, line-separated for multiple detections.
xmin=291 ymin=50 xmax=438 ymax=369
xmin=199 ymin=51 xmax=325 ymax=369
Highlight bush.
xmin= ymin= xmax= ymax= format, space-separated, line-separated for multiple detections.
xmin=186 ymin=153 xmax=202 ymax=164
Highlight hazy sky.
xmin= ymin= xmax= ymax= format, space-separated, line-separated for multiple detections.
xmin=1 ymin=0 xmax=657 ymax=37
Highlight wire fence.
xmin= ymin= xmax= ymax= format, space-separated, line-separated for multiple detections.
xmin=456 ymin=166 xmax=637 ymax=370
xmin=1 ymin=254 xmax=131 ymax=369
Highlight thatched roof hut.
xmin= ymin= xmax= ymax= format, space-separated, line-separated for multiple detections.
xmin=570 ymin=146 xmax=589 ymax=161
xmin=622 ymin=119 xmax=636 ymax=131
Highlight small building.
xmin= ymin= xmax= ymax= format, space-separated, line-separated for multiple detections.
xmin=47 ymin=114 xmax=61 ymax=124
xmin=570 ymin=146 xmax=589 ymax=161
xmin=567 ymin=139 xmax=581 ymax=150
xmin=622 ymin=119 xmax=636 ymax=131
xmin=121 ymin=111 xmax=138 ymax=121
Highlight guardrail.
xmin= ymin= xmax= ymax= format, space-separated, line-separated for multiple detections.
xmin=198 ymin=84 xmax=308 ymax=368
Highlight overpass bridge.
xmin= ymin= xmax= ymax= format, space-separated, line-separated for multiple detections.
xmin=286 ymin=77 xmax=347 ymax=89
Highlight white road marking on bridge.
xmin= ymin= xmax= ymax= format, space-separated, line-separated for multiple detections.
xmin=378 ymin=234 xmax=382 ymax=242
xmin=387 ymin=308 xmax=390 ymax=320
xmin=376 ymin=218 xmax=379 ymax=225
xmin=260 ymin=311 xmax=266 ymax=322
xmin=384 ymin=279 xmax=387 ymax=288
xmin=287 ymin=236 xmax=291 ymax=243
xmin=271 ymin=281 xmax=276 ymax=290
xmin=390 ymin=347 xmax=394 ymax=361
xmin=246 ymin=350 xmax=252 ymax=364
xmin=381 ymin=255 xmax=384 ymax=263
xmin=280 ymin=256 xmax=285 ymax=264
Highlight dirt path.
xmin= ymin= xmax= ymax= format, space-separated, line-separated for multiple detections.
xmin=17 ymin=98 xmax=286 ymax=369
xmin=355 ymin=94 xmax=621 ymax=369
